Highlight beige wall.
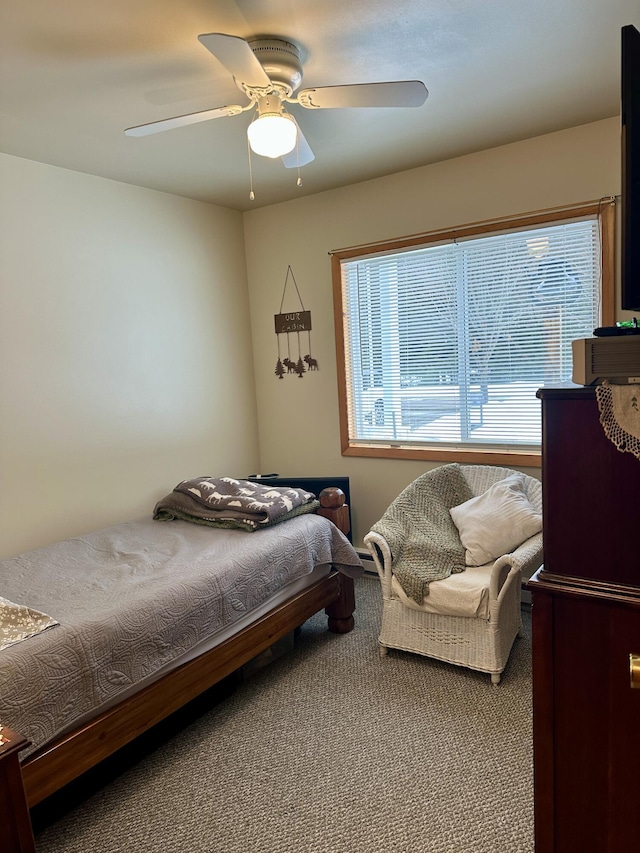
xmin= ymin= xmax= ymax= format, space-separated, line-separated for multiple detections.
xmin=0 ymin=118 xmax=623 ymax=556
xmin=243 ymin=118 xmax=621 ymax=547
xmin=0 ymin=154 xmax=259 ymax=557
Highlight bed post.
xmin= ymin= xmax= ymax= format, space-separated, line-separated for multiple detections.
xmin=0 ymin=727 xmax=35 ymax=853
xmin=316 ymin=487 xmax=351 ymax=538
xmin=325 ymin=573 xmax=356 ymax=633
xmin=317 ymin=488 xmax=356 ymax=633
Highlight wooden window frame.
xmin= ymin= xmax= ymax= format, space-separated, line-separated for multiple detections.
xmin=331 ymin=200 xmax=615 ymax=467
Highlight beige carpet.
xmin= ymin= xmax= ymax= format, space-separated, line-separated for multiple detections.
xmin=34 ymin=576 xmax=534 ymax=853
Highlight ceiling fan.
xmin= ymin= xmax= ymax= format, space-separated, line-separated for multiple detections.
xmin=124 ymin=33 xmax=429 ymax=168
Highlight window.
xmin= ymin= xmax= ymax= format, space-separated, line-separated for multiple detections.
xmin=332 ymin=201 xmax=615 ymax=466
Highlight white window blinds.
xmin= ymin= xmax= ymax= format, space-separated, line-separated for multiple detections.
xmin=340 ymin=216 xmax=601 ymax=452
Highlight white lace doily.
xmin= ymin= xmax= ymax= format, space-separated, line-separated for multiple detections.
xmin=595 ymin=380 xmax=640 ymax=460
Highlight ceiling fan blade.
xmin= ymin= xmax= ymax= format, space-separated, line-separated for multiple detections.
xmin=281 ymin=118 xmax=315 ymax=168
xmin=198 ymin=33 xmax=271 ymax=89
xmin=125 ymin=105 xmax=245 ymax=137
xmin=297 ymin=80 xmax=428 ymax=110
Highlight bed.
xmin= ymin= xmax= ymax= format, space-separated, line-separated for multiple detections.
xmin=0 ymin=476 xmax=362 ymax=852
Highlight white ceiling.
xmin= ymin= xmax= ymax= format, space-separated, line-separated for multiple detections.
xmin=2 ymin=1 xmax=639 ymax=211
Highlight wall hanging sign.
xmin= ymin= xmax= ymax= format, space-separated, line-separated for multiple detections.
xmin=274 ymin=265 xmax=318 ymax=379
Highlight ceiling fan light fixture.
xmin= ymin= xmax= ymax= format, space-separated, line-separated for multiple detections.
xmin=247 ymin=113 xmax=297 ymax=158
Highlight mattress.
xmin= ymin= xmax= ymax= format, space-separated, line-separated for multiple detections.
xmin=0 ymin=515 xmax=362 ymax=757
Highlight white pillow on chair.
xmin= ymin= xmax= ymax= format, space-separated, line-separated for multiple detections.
xmin=449 ymin=473 xmax=542 ymax=566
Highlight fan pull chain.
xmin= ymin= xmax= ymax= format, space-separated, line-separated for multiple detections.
xmin=296 ymin=134 xmax=303 ymax=188
xmin=247 ymin=136 xmax=255 ymax=201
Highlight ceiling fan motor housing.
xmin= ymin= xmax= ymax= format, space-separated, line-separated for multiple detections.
xmin=248 ymin=38 xmax=303 ymax=95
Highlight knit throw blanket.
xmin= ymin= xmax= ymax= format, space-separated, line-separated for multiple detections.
xmin=370 ymin=463 xmax=473 ymax=604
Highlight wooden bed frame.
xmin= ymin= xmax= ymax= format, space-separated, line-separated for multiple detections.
xmin=0 ymin=483 xmax=356 ymax=853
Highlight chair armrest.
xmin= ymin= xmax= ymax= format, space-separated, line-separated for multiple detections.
xmin=511 ymin=531 xmax=543 ymax=574
xmin=363 ymin=531 xmax=394 ymax=596
xmin=488 ymin=531 xmax=543 ymax=600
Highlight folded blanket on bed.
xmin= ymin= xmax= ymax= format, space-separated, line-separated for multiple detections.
xmin=154 ymin=477 xmax=319 ymax=531
xmin=369 ymin=463 xmax=474 ymax=604
xmin=0 ymin=596 xmax=59 ymax=651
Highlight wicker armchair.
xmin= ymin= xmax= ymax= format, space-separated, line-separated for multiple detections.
xmin=364 ymin=465 xmax=542 ymax=684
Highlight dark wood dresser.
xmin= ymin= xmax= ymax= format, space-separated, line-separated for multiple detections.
xmin=529 ymin=386 xmax=640 ymax=853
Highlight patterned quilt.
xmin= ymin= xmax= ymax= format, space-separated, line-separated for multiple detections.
xmin=0 ymin=596 xmax=58 ymax=652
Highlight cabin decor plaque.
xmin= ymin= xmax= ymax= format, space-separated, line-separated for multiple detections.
xmin=274 ymin=310 xmax=312 ymax=334
xmin=274 ymin=266 xmax=318 ymax=379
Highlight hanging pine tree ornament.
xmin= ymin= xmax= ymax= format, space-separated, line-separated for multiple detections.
xmin=274 ymin=266 xmax=317 ymax=380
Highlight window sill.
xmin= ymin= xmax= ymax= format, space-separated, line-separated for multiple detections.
xmin=341 ymin=441 xmax=541 ymax=467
